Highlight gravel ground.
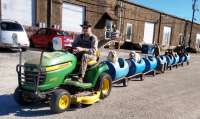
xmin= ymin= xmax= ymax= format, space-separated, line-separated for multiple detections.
xmin=0 ymin=48 xmax=200 ymax=119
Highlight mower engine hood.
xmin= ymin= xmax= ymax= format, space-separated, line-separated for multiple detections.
xmin=25 ymin=51 xmax=77 ymax=67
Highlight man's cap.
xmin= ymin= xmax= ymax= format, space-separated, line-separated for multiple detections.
xmin=81 ymin=21 xmax=92 ymax=27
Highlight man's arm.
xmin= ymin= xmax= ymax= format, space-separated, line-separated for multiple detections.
xmin=88 ymin=35 xmax=98 ymax=55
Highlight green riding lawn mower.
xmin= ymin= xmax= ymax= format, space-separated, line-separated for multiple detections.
xmin=14 ymin=47 xmax=112 ymax=113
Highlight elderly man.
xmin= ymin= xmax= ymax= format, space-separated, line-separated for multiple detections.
xmin=72 ymin=21 xmax=98 ymax=82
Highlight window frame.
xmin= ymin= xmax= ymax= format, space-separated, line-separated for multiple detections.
xmin=126 ymin=23 xmax=133 ymax=42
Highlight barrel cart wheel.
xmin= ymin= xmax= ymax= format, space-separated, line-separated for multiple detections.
xmin=140 ymin=74 xmax=144 ymax=81
xmin=161 ymin=64 xmax=165 ymax=73
xmin=153 ymin=70 xmax=156 ymax=76
xmin=122 ymin=78 xmax=129 ymax=87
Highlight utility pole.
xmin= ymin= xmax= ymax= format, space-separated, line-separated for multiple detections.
xmin=188 ymin=0 xmax=198 ymax=48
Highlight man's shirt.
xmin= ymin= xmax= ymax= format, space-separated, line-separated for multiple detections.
xmin=72 ymin=34 xmax=98 ymax=55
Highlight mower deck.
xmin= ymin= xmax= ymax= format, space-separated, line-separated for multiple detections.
xmin=72 ymin=91 xmax=100 ymax=105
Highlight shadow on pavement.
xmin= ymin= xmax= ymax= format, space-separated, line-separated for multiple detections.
xmin=0 ymin=48 xmax=17 ymax=53
xmin=0 ymin=94 xmax=91 ymax=117
xmin=0 ymin=94 xmax=52 ymax=117
xmin=0 ymin=47 xmax=42 ymax=53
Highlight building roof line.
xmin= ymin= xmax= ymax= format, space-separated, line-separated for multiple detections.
xmin=125 ymin=0 xmax=200 ymax=25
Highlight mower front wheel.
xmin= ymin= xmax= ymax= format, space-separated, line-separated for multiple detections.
xmin=14 ymin=87 xmax=33 ymax=105
xmin=50 ymin=89 xmax=71 ymax=113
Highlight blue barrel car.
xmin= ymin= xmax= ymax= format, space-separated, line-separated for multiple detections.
xmin=126 ymin=58 xmax=146 ymax=77
xmin=143 ymin=56 xmax=158 ymax=73
xmin=104 ymin=58 xmax=129 ymax=86
xmin=156 ymin=55 xmax=167 ymax=73
xmin=166 ymin=55 xmax=174 ymax=66
xmin=183 ymin=53 xmax=190 ymax=65
xmin=173 ymin=54 xmax=180 ymax=65
xmin=184 ymin=53 xmax=190 ymax=62
xmin=179 ymin=54 xmax=186 ymax=63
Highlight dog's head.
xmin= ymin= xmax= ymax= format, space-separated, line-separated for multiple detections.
xmin=129 ymin=51 xmax=136 ymax=59
xmin=107 ymin=50 xmax=118 ymax=63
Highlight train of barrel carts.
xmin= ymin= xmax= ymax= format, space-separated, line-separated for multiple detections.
xmin=13 ymin=40 xmax=190 ymax=114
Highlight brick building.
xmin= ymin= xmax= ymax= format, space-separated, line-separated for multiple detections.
xmin=1 ymin=0 xmax=200 ymax=50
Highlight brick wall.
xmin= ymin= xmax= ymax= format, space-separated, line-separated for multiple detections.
xmin=16 ymin=0 xmax=200 ymax=50
xmin=123 ymin=3 xmax=160 ymax=43
xmin=189 ymin=23 xmax=200 ymax=49
xmin=61 ymin=0 xmax=117 ymax=41
xmin=36 ymin=0 xmax=48 ymax=26
xmin=158 ymin=14 xmax=186 ymax=47
xmin=51 ymin=0 xmax=62 ymax=26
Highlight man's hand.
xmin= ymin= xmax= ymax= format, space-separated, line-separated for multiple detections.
xmin=76 ymin=47 xmax=86 ymax=52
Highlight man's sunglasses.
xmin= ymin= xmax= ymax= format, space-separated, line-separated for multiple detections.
xmin=82 ymin=27 xmax=89 ymax=29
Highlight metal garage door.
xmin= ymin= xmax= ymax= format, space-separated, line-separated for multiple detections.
xmin=162 ymin=26 xmax=172 ymax=46
xmin=196 ymin=33 xmax=200 ymax=48
xmin=1 ymin=0 xmax=35 ymax=26
xmin=143 ymin=22 xmax=155 ymax=44
xmin=62 ymin=3 xmax=85 ymax=32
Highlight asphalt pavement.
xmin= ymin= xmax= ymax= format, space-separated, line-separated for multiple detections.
xmin=0 ymin=48 xmax=200 ymax=119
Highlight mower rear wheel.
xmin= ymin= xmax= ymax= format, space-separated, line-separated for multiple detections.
xmin=50 ymin=89 xmax=71 ymax=113
xmin=14 ymin=87 xmax=33 ymax=105
xmin=95 ymin=73 xmax=112 ymax=99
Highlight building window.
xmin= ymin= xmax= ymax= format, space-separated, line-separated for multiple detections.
xmin=105 ymin=20 xmax=113 ymax=40
xmin=178 ymin=33 xmax=183 ymax=45
xmin=162 ymin=26 xmax=172 ymax=47
xmin=143 ymin=22 xmax=155 ymax=44
xmin=126 ymin=23 xmax=133 ymax=42
xmin=62 ymin=3 xmax=85 ymax=32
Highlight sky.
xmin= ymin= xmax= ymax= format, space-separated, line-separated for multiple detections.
xmin=129 ymin=0 xmax=200 ymax=23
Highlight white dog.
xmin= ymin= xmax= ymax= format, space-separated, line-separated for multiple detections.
xmin=107 ymin=50 xmax=118 ymax=63
xmin=129 ymin=51 xmax=141 ymax=62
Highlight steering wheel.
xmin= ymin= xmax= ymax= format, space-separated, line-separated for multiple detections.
xmin=64 ymin=46 xmax=78 ymax=54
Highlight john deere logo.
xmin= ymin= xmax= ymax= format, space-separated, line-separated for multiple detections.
xmin=53 ymin=39 xmax=58 ymax=45
xmin=49 ymin=77 xmax=57 ymax=82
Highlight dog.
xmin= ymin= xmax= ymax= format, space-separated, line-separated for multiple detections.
xmin=107 ymin=50 xmax=118 ymax=63
xmin=129 ymin=51 xmax=141 ymax=62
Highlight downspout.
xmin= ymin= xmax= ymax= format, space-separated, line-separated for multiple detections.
xmin=157 ymin=13 xmax=162 ymax=45
xmin=122 ymin=0 xmax=126 ymax=42
xmin=47 ymin=0 xmax=52 ymax=28
xmin=118 ymin=0 xmax=122 ymax=33
xmin=117 ymin=0 xmax=124 ymax=49
xmin=183 ymin=21 xmax=188 ymax=48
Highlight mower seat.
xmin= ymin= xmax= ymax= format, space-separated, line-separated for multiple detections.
xmin=87 ymin=50 xmax=100 ymax=67
xmin=88 ymin=60 xmax=98 ymax=66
